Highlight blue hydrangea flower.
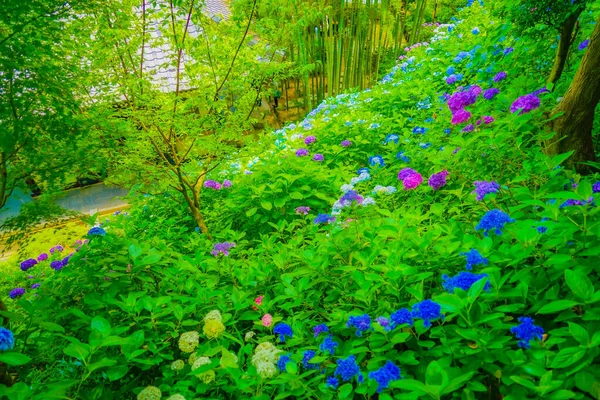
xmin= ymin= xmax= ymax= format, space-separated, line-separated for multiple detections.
xmin=411 ymin=300 xmax=443 ymax=328
xmin=369 ymin=155 xmax=385 ymax=167
xmin=384 ymin=134 xmax=399 ymax=145
xmin=476 ymin=209 xmax=515 ymax=236
xmin=443 ymin=128 xmax=452 ymax=135
xmin=273 ymin=323 xmax=293 ymax=343
xmin=326 ymin=376 xmax=339 ymax=389
xmin=314 ymin=214 xmax=335 ymax=225
xmin=0 ymin=327 xmax=15 ymax=351
xmin=396 ymin=152 xmax=410 ymax=163
xmin=442 ymin=272 xmax=490 ymax=293
xmin=313 ymin=324 xmax=328 ymax=337
xmin=87 ymin=227 xmax=106 ymax=236
xmin=413 ymin=126 xmax=426 ymax=135
xmin=277 ymin=354 xmax=292 ymax=371
xmin=510 ymin=317 xmax=544 ymax=348
xmin=319 ymin=335 xmax=339 ymax=355
xmin=390 ymin=308 xmax=413 ymax=328
xmin=537 ymin=226 xmax=548 ymax=234
xmin=347 ymin=314 xmax=372 ymax=336
xmin=461 ymin=249 xmax=488 ymax=270
xmin=302 ymin=350 xmax=319 ymax=369
xmin=335 ymin=355 xmax=360 ymax=381
xmin=368 ymin=361 xmax=401 ymax=393
xmin=357 ymin=167 xmax=370 ymax=175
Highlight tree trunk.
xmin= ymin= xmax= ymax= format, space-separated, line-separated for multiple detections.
xmin=545 ymin=14 xmax=600 ymax=174
xmin=548 ymin=9 xmax=582 ymax=86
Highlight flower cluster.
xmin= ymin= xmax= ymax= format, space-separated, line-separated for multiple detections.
xmin=428 ymin=170 xmax=449 ymax=190
xmin=252 ymin=342 xmax=282 ymax=378
xmin=510 ymin=317 xmax=544 ymax=348
xmin=273 ymin=323 xmax=293 ymax=343
xmin=295 ymin=206 xmax=310 ymax=215
xmin=476 ymin=209 xmax=515 ymax=236
xmin=442 ymin=271 xmax=491 ymax=293
xmin=211 ymin=242 xmax=236 ymax=257
xmin=472 ymin=181 xmax=500 ymax=201
xmin=368 ymin=361 xmax=401 ymax=393
xmin=398 ymin=168 xmax=423 ymax=190
xmin=461 ymin=249 xmax=488 ymax=270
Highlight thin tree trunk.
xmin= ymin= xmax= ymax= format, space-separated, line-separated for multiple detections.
xmin=545 ymin=14 xmax=600 ymax=174
xmin=548 ymin=9 xmax=582 ymax=86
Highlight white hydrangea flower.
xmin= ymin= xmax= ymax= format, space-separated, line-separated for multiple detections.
xmin=362 ymin=197 xmax=376 ymax=206
xmin=137 ymin=386 xmax=161 ymax=400
xmin=340 ymin=184 xmax=354 ymax=193
xmin=178 ymin=331 xmax=200 ymax=353
xmin=244 ymin=331 xmax=255 ymax=341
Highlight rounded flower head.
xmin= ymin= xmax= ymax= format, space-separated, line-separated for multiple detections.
xmin=335 ymin=355 xmax=360 ymax=381
xmin=137 ymin=386 xmax=161 ymax=400
xmin=256 ymin=361 xmax=277 ymax=378
xmin=341 ymin=140 xmax=352 ymax=147
xmin=384 ymin=134 xmax=400 ymax=145
xmin=204 ymin=310 xmax=223 ymax=323
xmin=254 ymin=296 xmax=264 ymax=306
xmin=402 ymin=173 xmax=423 ymax=190
xmin=314 ymin=214 xmax=335 ymax=225
xmin=50 ymin=260 xmax=64 ymax=271
xmin=222 ymin=180 xmax=232 ymax=188
xmin=203 ymin=319 xmax=225 ymax=339
xmin=493 ymin=71 xmax=507 ymax=82
xmin=20 ymin=258 xmax=37 ymax=271
xmin=428 ymin=170 xmax=449 ymax=190
xmin=369 ymin=361 xmax=401 ymax=393
xmin=273 ymin=323 xmax=293 ymax=343
xmin=411 ymin=299 xmax=443 ymax=328
xmin=302 ymin=350 xmax=319 ymax=369
xmin=347 ymin=314 xmax=371 ymax=336
xmin=188 ymin=352 xmax=199 ymax=366
xmin=178 ymin=331 xmax=200 ymax=353
xmin=446 ymin=75 xmax=457 ymax=85
xmin=313 ymin=153 xmax=324 ymax=162
xmin=245 ymin=331 xmax=256 ymax=341
xmin=462 ymin=124 xmax=474 ymax=132
xmin=476 ymin=209 xmax=515 ymax=236
xmin=87 ymin=227 xmax=106 ymax=236
xmin=37 ymin=253 xmax=49 ymax=261
xmin=326 ymin=376 xmax=339 ymax=389
xmin=510 ymin=94 xmax=540 ymax=114
xmin=277 ymin=354 xmax=291 ymax=371
xmin=451 ymin=109 xmax=471 ymax=125
xmin=304 ymin=135 xmax=317 ymax=145
xmin=295 ymin=206 xmax=310 ymax=215
xmin=579 ymin=39 xmax=590 ymax=51
xmin=483 ymin=88 xmax=500 ymax=100
xmin=9 ymin=288 xmax=25 ymax=299
xmin=369 ymin=155 xmax=385 ymax=167
xmin=0 ymin=327 xmax=15 ymax=351
xmin=171 ymin=360 xmax=185 ymax=371
xmin=50 ymin=245 xmax=64 ymax=254
xmin=510 ymin=317 xmax=544 ymax=348
xmin=398 ymin=168 xmax=417 ymax=181
xmin=461 ymin=249 xmax=488 ymax=270
xmin=262 ymin=314 xmax=273 ymax=327
xmin=442 ymin=271 xmax=491 ymax=293
xmin=320 ymin=335 xmax=339 ymax=355
xmin=204 ymin=180 xmax=222 ymax=190
xmin=390 ymin=308 xmax=413 ymax=328
xmin=166 ymin=395 xmax=186 ymax=400
xmin=376 ymin=317 xmax=392 ymax=331
xmin=296 ymin=148 xmax=309 ymax=157
xmin=472 ymin=181 xmax=500 ymax=201
xmin=313 ymin=324 xmax=328 ymax=337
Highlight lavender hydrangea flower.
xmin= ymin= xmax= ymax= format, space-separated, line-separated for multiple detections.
xmin=50 ymin=260 xmax=65 ymax=271
xmin=398 ymin=168 xmax=418 ymax=181
xmin=320 ymin=335 xmax=339 ymax=355
xmin=472 ymin=181 xmax=500 ymax=201
xmin=390 ymin=308 xmax=413 ymax=328
xmin=579 ymin=39 xmax=590 ymax=51
xmin=211 ymin=242 xmax=236 ymax=257
xmin=510 ymin=317 xmax=544 ymax=348
xmin=376 ymin=317 xmax=392 ymax=331
xmin=483 ymin=88 xmax=500 ymax=100
xmin=442 ymin=272 xmax=490 ymax=293
xmin=341 ymin=140 xmax=352 ymax=147
xmin=222 ymin=180 xmax=232 ymax=188
xmin=204 ymin=180 xmax=222 ymax=190
xmin=462 ymin=124 xmax=474 ymax=132
xmin=493 ymin=71 xmax=507 ymax=82
xmin=335 ymin=355 xmax=361 ymax=381
xmin=477 ymin=116 xmax=494 ymax=125
xmin=428 ymin=171 xmax=449 ymax=190
xmin=314 ymin=214 xmax=335 ymax=225
xmin=510 ymin=94 xmax=540 ymax=114
xmin=20 ymin=259 xmax=37 ymax=272
xmin=295 ymin=206 xmax=310 ymax=215
xmin=273 ymin=323 xmax=293 ymax=343
xmin=0 ymin=327 xmax=15 ymax=351
xmin=296 ymin=148 xmax=309 ymax=157
xmin=9 ymin=288 xmax=25 ymax=299
xmin=347 ymin=314 xmax=371 ymax=336
xmin=304 ymin=135 xmax=317 ymax=145
xmin=313 ymin=154 xmax=324 ymax=162
xmin=476 ymin=209 xmax=515 ymax=236
xmin=368 ymin=361 xmax=401 ymax=393
xmin=461 ymin=249 xmax=488 ymax=270
xmin=31 ymin=283 xmax=41 ymax=289
xmin=87 ymin=227 xmax=106 ymax=236
xmin=446 ymin=75 xmax=457 ymax=84
xmin=50 ymin=245 xmax=64 ymax=254
xmin=411 ymin=299 xmax=443 ymax=328
xmin=313 ymin=324 xmax=328 ymax=337
xmin=340 ymin=190 xmax=364 ymax=206
xmin=37 ymin=253 xmax=49 ymax=262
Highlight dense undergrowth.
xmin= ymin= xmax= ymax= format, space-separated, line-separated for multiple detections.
xmin=2 ymin=3 xmax=600 ymax=400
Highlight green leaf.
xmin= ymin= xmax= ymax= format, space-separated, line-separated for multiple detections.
xmin=139 ymin=253 xmax=161 ymax=266
xmin=260 ymin=200 xmax=272 ymax=210
xmin=128 ymin=244 xmax=142 ymax=260
xmin=426 ymin=360 xmax=449 ymax=388
xmin=0 ymin=352 xmax=31 ymax=366
xmin=40 ymin=322 xmax=65 ymax=333
xmin=221 ymin=348 xmax=239 ymax=369
xmin=391 ymin=379 xmax=428 ymax=393
xmin=285 ymin=361 xmax=297 ymax=375
xmin=64 ymin=343 xmax=90 ymax=360
xmin=338 ymin=383 xmax=353 ymax=399
xmin=91 ymin=316 xmax=111 ymax=336
xmin=245 ymin=207 xmax=258 ymax=217
xmin=106 ymin=365 xmax=129 ymax=381
xmin=510 ymin=375 xmax=537 ymax=390
xmin=87 ymin=358 xmax=118 ymax=373
xmin=537 ymin=300 xmax=579 ymax=314
xmin=289 ymin=191 xmax=303 ymax=199
xmin=441 ymin=371 xmax=475 ymax=395
xmin=565 ymin=269 xmax=594 ymax=301
xmin=550 ymin=347 xmax=586 ymax=368
xmin=568 ymin=322 xmax=589 ymax=346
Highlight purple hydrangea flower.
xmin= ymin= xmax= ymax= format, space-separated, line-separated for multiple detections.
xmin=37 ymin=253 xmax=49 ymax=262
xmin=304 ymin=135 xmax=316 ymax=145
xmin=9 ymin=288 xmax=25 ymax=299
xmin=204 ymin=180 xmax=222 ymax=190
xmin=341 ymin=140 xmax=352 ymax=147
xmin=295 ymin=206 xmax=310 ymax=215
xmin=446 ymin=75 xmax=457 ymax=85
xmin=31 ymin=283 xmax=41 ymax=289
xmin=314 ymin=214 xmax=335 ymax=225
xmin=579 ymin=39 xmax=590 ymax=51
xmin=398 ymin=168 xmax=418 ymax=181
xmin=273 ymin=322 xmax=293 ymax=343
xmin=335 ymin=355 xmax=361 ymax=381
xmin=211 ymin=242 xmax=236 ymax=257
xmin=477 ymin=116 xmax=495 ymax=125
xmin=447 ymin=90 xmax=478 ymax=112
xmin=593 ymin=182 xmax=600 ymax=193
xmin=296 ymin=148 xmax=309 ymax=157
xmin=442 ymin=271 xmax=490 ymax=293
xmin=451 ymin=109 xmax=471 ymax=125
xmin=476 ymin=209 xmax=515 ymax=236
xmin=50 ymin=260 xmax=65 ymax=271
xmin=483 ymin=88 xmax=500 ymax=100
xmin=368 ymin=361 xmax=401 ymax=393
xmin=313 ymin=324 xmax=328 ymax=337
xmin=20 ymin=259 xmax=37 ymax=272
xmin=320 ymin=335 xmax=339 ymax=355
xmin=462 ymin=124 xmax=474 ymax=132
xmin=493 ymin=71 xmax=507 ymax=82
xmin=472 ymin=181 xmax=500 ymax=201
xmin=510 ymin=94 xmax=540 ymax=114
xmin=461 ymin=249 xmax=488 ymax=270
xmin=340 ymin=190 xmax=364 ymax=206
xmin=49 ymin=245 xmax=64 ymax=254
xmin=411 ymin=299 xmax=443 ymax=328
xmin=510 ymin=317 xmax=544 ymax=348
xmin=428 ymin=170 xmax=449 ymax=190
xmin=222 ymin=180 xmax=232 ymax=188
xmin=313 ymin=154 xmax=324 ymax=162
xmin=347 ymin=314 xmax=371 ymax=336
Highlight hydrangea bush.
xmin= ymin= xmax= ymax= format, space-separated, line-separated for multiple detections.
xmin=1 ymin=2 xmax=600 ymax=400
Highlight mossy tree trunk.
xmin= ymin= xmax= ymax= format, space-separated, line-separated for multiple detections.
xmin=547 ymin=8 xmax=582 ymax=86
xmin=546 ymin=15 xmax=600 ymax=174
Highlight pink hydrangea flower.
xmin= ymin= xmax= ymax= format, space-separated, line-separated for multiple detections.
xmin=255 ymin=295 xmax=264 ymax=305
xmin=262 ymin=314 xmax=273 ymax=327
xmin=403 ymin=173 xmax=423 ymax=190
xmin=451 ymin=109 xmax=471 ymax=125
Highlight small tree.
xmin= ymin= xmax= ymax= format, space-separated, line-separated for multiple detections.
xmin=90 ymin=0 xmax=291 ymax=237
xmin=546 ymin=13 xmax=600 ymax=173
